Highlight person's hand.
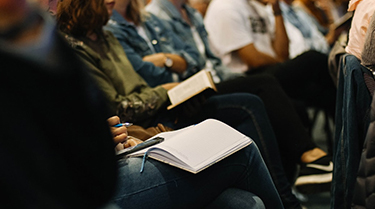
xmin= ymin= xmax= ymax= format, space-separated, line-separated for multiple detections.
xmin=269 ymin=0 xmax=281 ymax=14
xmin=123 ymin=136 xmax=143 ymax=148
xmin=107 ymin=116 xmax=128 ymax=145
xmin=142 ymin=53 xmax=167 ymax=67
xmin=180 ymin=94 xmax=207 ymax=118
xmin=161 ymin=82 xmax=180 ymax=90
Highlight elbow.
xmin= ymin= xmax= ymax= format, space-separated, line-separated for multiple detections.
xmin=275 ymin=48 xmax=289 ymax=62
xmin=278 ymin=53 xmax=289 ymax=62
xmin=246 ymin=59 xmax=267 ymax=69
xmin=174 ymin=61 xmax=188 ymax=74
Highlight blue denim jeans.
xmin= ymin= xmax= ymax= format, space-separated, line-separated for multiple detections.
xmin=112 ymin=141 xmax=282 ymax=209
xmin=151 ymin=93 xmax=296 ymax=208
xmin=331 ymin=54 xmax=372 ymax=209
xmin=205 ymin=188 xmax=265 ymax=209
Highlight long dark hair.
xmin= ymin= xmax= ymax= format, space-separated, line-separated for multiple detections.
xmin=56 ymin=0 xmax=109 ymax=37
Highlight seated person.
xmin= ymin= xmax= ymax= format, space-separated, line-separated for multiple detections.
xmin=279 ymin=0 xmax=340 ymax=54
xmin=345 ymin=0 xmax=375 ymax=61
xmin=108 ymin=115 xmax=279 ymax=209
xmin=54 ymin=0 xmax=285 ymax=208
xmin=145 ymin=0 xmax=332 ymax=200
xmin=331 ymin=3 xmax=375 ymax=208
xmin=351 ymin=12 xmax=375 ymax=203
xmin=203 ymin=0 xmax=336 ymax=119
xmin=148 ymin=0 xmax=336 ymax=119
xmin=1 ymin=1 xmax=283 ymax=208
xmin=0 ymin=0 xmax=117 ymax=207
xmin=94 ymin=0 xmax=328 ymax=208
xmin=293 ymin=0 xmax=337 ymax=34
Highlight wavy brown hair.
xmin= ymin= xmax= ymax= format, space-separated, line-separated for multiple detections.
xmin=126 ymin=0 xmax=147 ymax=26
xmin=56 ymin=0 xmax=109 ymax=37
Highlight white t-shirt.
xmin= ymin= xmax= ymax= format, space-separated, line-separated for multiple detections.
xmin=265 ymin=4 xmax=308 ymax=58
xmin=204 ymin=0 xmax=276 ymax=73
xmin=191 ymin=26 xmax=221 ymax=83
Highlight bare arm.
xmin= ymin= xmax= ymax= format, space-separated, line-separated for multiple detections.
xmin=161 ymin=82 xmax=180 ymax=90
xmin=142 ymin=53 xmax=187 ymax=74
xmin=270 ymin=0 xmax=289 ymax=61
xmin=236 ymin=43 xmax=281 ymax=70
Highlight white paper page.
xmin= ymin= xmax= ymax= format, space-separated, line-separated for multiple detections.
xmin=167 ymin=70 xmax=211 ymax=105
xmin=153 ymin=119 xmax=251 ymax=169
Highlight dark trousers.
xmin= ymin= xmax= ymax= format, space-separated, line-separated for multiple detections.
xmin=217 ymin=75 xmax=316 ymax=165
xmin=248 ymin=50 xmax=337 ymax=117
xmin=151 ymin=93 xmax=301 ymax=208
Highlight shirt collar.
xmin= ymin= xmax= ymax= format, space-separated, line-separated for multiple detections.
xmin=110 ymin=10 xmax=133 ymax=27
xmin=154 ymin=0 xmax=183 ymax=21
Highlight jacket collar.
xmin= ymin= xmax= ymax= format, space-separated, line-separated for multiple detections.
xmin=154 ymin=0 xmax=201 ymax=27
xmin=110 ymin=10 xmax=134 ymax=27
xmin=154 ymin=0 xmax=187 ymax=22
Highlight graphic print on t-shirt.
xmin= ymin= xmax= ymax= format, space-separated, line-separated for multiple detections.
xmin=250 ymin=17 xmax=267 ymax=33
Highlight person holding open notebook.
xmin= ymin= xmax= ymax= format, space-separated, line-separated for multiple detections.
xmin=54 ymin=0 xmax=286 ymax=208
xmin=3 ymin=0 xmax=282 ymax=208
xmin=105 ymin=0 xmax=332 ymax=207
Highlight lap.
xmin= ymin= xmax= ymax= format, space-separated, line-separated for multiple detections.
xmin=112 ymin=143 xmax=260 ymax=209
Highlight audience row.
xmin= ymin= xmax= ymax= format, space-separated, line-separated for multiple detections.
xmin=4 ymin=0 xmax=374 ymax=208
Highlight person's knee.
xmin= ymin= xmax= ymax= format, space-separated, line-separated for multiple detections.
xmin=205 ymin=188 xmax=266 ymax=209
xmin=254 ymin=74 xmax=280 ymax=87
xmin=301 ymin=50 xmax=328 ymax=61
xmin=236 ymin=93 xmax=265 ymax=110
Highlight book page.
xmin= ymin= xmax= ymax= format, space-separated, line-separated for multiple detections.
xmin=167 ymin=70 xmax=216 ymax=107
xmin=129 ymin=119 xmax=251 ymax=173
xmin=157 ymin=119 xmax=250 ymax=169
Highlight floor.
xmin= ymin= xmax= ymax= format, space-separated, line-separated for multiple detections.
xmin=299 ymin=110 xmax=332 ymax=209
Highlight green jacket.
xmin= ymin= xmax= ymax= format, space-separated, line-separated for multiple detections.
xmin=63 ymin=31 xmax=169 ymax=123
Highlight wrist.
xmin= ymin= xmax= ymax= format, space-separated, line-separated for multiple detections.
xmin=164 ymin=54 xmax=173 ymax=69
xmin=272 ymin=2 xmax=282 ymax=16
xmin=273 ymin=10 xmax=282 ymax=16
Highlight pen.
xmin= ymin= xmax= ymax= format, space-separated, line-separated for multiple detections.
xmin=113 ymin=122 xmax=133 ymax=128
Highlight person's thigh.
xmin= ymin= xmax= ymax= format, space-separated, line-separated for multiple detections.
xmin=112 ymin=143 xmax=282 ymax=209
xmin=251 ymin=50 xmax=336 ymax=113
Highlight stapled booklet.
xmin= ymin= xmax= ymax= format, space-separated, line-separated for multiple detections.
xmin=126 ymin=119 xmax=252 ymax=174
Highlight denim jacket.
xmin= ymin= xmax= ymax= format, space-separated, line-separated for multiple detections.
xmin=332 ymin=54 xmax=372 ymax=209
xmin=146 ymin=0 xmax=241 ymax=81
xmin=104 ymin=10 xmax=199 ymax=87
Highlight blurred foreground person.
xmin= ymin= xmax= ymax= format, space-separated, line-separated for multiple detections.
xmin=0 ymin=0 xmax=118 ymax=208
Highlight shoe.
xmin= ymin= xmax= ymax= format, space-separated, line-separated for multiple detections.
xmin=295 ymin=155 xmax=332 ymax=194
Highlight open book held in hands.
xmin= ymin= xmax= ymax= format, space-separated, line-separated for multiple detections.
xmin=167 ymin=70 xmax=217 ymax=110
xmin=125 ymin=119 xmax=252 ymax=174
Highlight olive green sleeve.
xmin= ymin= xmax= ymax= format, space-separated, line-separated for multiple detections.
xmin=75 ymin=49 xmax=170 ymax=122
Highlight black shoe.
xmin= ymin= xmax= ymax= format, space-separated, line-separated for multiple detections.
xmin=295 ymin=155 xmax=332 ymax=194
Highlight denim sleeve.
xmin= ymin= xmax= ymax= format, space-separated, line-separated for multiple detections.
xmin=106 ymin=27 xmax=174 ymax=87
xmin=159 ymin=18 xmax=200 ymax=80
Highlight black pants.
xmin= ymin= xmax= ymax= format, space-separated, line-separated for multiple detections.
xmin=249 ymin=50 xmax=336 ymax=117
xmin=217 ymin=74 xmax=316 ymax=166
